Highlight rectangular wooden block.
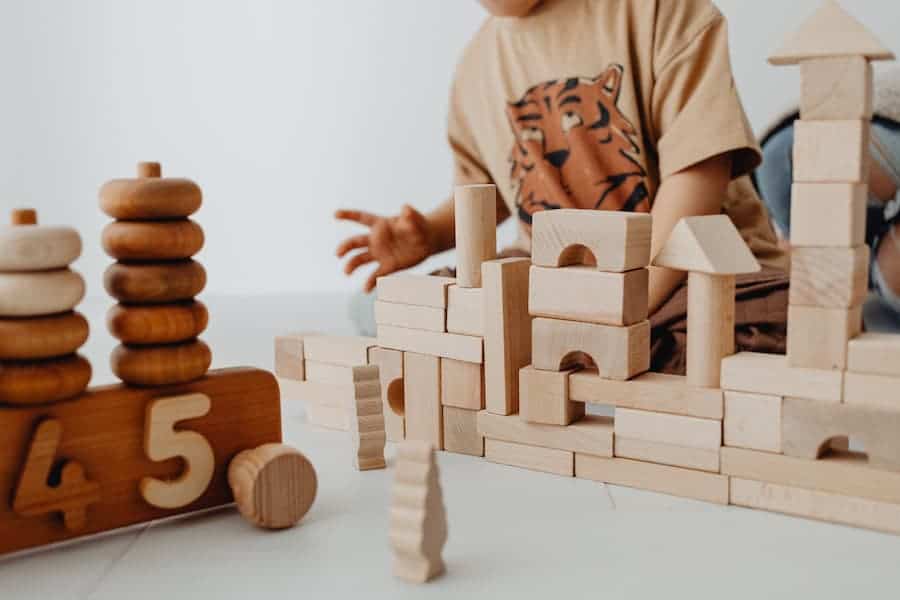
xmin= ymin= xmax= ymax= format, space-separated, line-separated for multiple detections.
xmin=519 ymin=366 xmax=583 ymax=426
xmin=302 ymin=335 xmax=376 ymax=367
xmin=278 ymin=378 xmax=349 ymax=408
xmin=787 ymin=304 xmax=862 ymax=371
xmin=274 ymin=334 xmax=306 ymax=381
xmin=614 ymin=437 xmax=720 ymax=473
xmin=724 ymin=392 xmax=782 ymax=453
xmin=575 ymin=455 xmax=728 ymax=505
xmin=440 ymin=358 xmax=483 ymax=410
xmin=800 ymin=56 xmax=873 ymax=120
xmin=442 ymin=406 xmax=484 ymax=457
xmin=305 ymin=362 xmax=381 ymax=386
xmin=531 ymin=209 xmax=652 ymax=272
xmin=730 ymin=478 xmax=900 ymax=536
xmin=789 ymin=246 xmax=869 ymax=308
xmin=446 ymin=285 xmax=484 ymax=336
xmin=790 ymin=183 xmax=867 ymax=248
xmin=569 ymin=371 xmax=723 ymax=419
xmin=844 ymin=371 xmax=900 ymax=411
xmin=374 ymin=301 xmax=446 ymax=333
xmin=794 ymin=120 xmax=869 ymax=183
xmin=721 ymin=352 xmax=843 ymax=403
xmin=483 ymin=258 xmax=532 ymax=415
xmin=376 ymin=274 xmax=455 ymax=308
xmin=478 ymin=412 xmax=613 ymax=457
xmin=848 ymin=332 xmax=900 ymax=377
xmin=614 ymin=408 xmax=721 ymax=450
xmin=306 ymin=399 xmax=349 ymax=431
xmin=403 ymin=352 xmax=443 ymax=449
xmin=532 ymin=318 xmax=650 ymax=381
xmin=528 ymin=266 xmax=648 ymax=326
xmin=368 ymin=347 xmax=405 ymax=442
xmin=378 ymin=325 xmax=483 ymax=364
xmin=484 ymin=438 xmax=574 ymax=476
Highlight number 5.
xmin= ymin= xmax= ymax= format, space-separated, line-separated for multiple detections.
xmin=140 ymin=393 xmax=215 ymax=509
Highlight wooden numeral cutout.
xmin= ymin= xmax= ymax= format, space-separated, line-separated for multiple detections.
xmin=12 ymin=419 xmax=102 ymax=532
xmin=140 ymin=393 xmax=215 ymax=509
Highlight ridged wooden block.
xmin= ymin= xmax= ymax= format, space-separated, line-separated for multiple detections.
xmin=789 ymin=246 xmax=869 ymax=308
xmin=99 ymin=166 xmax=202 ymax=220
xmin=111 ymin=340 xmax=212 ymax=386
xmin=0 ymin=269 xmax=85 ymax=317
xmin=102 ymin=220 xmax=204 ymax=261
xmin=107 ymin=301 xmax=208 ymax=345
xmin=0 ymin=225 xmax=82 ymax=272
xmin=104 ymin=260 xmax=206 ymax=304
xmin=0 ymin=354 xmax=92 ymax=405
xmin=0 ymin=312 xmax=89 ymax=360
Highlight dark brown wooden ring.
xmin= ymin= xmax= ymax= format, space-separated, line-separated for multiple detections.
xmin=0 ymin=354 xmax=92 ymax=406
xmin=107 ymin=301 xmax=209 ymax=345
xmin=0 ymin=312 xmax=90 ymax=360
xmin=102 ymin=220 xmax=204 ymax=261
xmin=99 ymin=178 xmax=202 ymax=220
xmin=111 ymin=340 xmax=212 ymax=387
xmin=104 ymin=260 xmax=206 ymax=304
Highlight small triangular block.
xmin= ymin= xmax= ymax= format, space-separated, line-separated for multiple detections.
xmin=653 ymin=215 xmax=761 ymax=275
xmin=769 ymin=1 xmax=894 ymax=66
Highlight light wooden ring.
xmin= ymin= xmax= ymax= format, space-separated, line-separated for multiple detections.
xmin=0 ymin=312 xmax=90 ymax=360
xmin=111 ymin=340 xmax=212 ymax=386
xmin=0 ymin=270 xmax=86 ymax=317
xmin=0 ymin=354 xmax=92 ymax=405
xmin=99 ymin=178 xmax=202 ymax=220
xmin=107 ymin=301 xmax=208 ymax=345
xmin=104 ymin=260 xmax=206 ymax=304
xmin=102 ymin=220 xmax=204 ymax=261
xmin=0 ymin=225 xmax=82 ymax=272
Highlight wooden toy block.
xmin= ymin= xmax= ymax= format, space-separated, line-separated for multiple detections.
xmin=369 ymin=347 xmax=406 ymax=442
xmin=730 ymin=478 xmax=900 ymax=536
xmin=569 ymin=371 xmax=723 ymax=419
xmin=790 ymin=183 xmax=867 ymax=248
xmin=228 ymin=444 xmax=317 ymax=529
xmin=0 ymin=354 xmax=92 ymax=406
xmin=306 ymin=400 xmax=349 ymax=431
xmin=442 ymin=407 xmax=484 ymax=457
xmin=528 ymin=266 xmax=648 ymax=326
xmin=484 ymin=438 xmax=574 ymax=477
xmin=721 ymin=353 xmax=843 ymax=403
xmin=274 ymin=333 xmax=306 ymax=381
xmin=104 ymin=260 xmax=207 ymax=304
xmin=100 ymin=163 xmax=202 ymax=220
xmin=0 ymin=368 xmax=281 ymax=556
xmin=790 ymin=245 xmax=869 ymax=308
xmin=446 ymin=285 xmax=484 ymax=336
xmin=782 ymin=397 xmax=900 ymax=471
xmin=110 ymin=302 xmax=208 ymax=346
xmin=275 ymin=379 xmax=351 ymax=430
xmin=614 ymin=437 xmax=720 ymax=473
xmin=102 ymin=219 xmax=204 ymax=262
xmin=724 ymin=392 xmax=783 ymax=453
xmin=377 ymin=274 xmax=455 ymax=309
xmin=302 ymin=335 xmax=377 ymax=367
xmin=575 ymin=455 xmax=728 ymax=505
xmin=768 ymin=1 xmax=895 ymax=66
xmin=454 ymin=184 xmax=497 ymax=288
xmin=478 ymin=411 xmax=612 ymax=457
xmin=0 ymin=218 xmax=82 ymax=272
xmin=843 ymin=371 xmax=900 ymax=411
xmin=531 ymin=318 xmax=650 ymax=380
xmin=348 ymin=369 xmax=386 ymax=471
xmin=374 ymin=300 xmax=446 ymax=333
xmin=0 ymin=269 xmax=86 ymax=317
xmin=687 ymin=272 xmax=736 ymax=388
xmin=653 ymin=215 xmax=761 ymax=275
xmin=801 ymin=56 xmax=873 ymax=120
xmin=531 ymin=210 xmax=651 ymax=272
xmin=378 ymin=325 xmax=483 ymax=364
xmin=519 ymin=366 xmax=583 ymax=426
xmin=403 ymin=352 xmax=443 ymax=449
xmin=390 ymin=442 xmax=447 ymax=584
xmin=111 ymin=340 xmax=212 ymax=386
xmin=304 ymin=362 xmax=380 ymax=386
xmin=847 ymin=332 xmax=900 ymax=377
xmin=614 ymin=408 xmax=721 ymax=450
xmin=793 ymin=120 xmax=869 ymax=183
xmin=482 ymin=258 xmax=532 ymax=415
xmin=787 ymin=304 xmax=862 ymax=370
xmin=440 ymin=358 xmax=483 ymax=410
xmin=0 ymin=312 xmax=89 ymax=360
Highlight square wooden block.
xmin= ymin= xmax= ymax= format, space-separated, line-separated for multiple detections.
xmin=518 ymin=366 xmax=584 ymax=426
xmin=794 ymin=120 xmax=869 ymax=183
xmin=787 ymin=304 xmax=862 ymax=371
xmin=844 ymin=371 xmax=900 ymax=411
xmin=529 ymin=266 xmax=648 ymax=326
xmin=724 ymin=392 xmax=782 ymax=453
xmin=442 ymin=406 xmax=484 ymax=457
xmin=440 ymin=358 xmax=484 ymax=410
xmin=848 ymin=332 xmax=900 ymax=377
xmin=446 ymin=285 xmax=484 ymax=336
xmin=801 ymin=56 xmax=873 ymax=120
xmin=790 ymin=183 xmax=867 ymax=248
xmin=532 ymin=318 xmax=650 ymax=380
xmin=789 ymin=245 xmax=869 ymax=308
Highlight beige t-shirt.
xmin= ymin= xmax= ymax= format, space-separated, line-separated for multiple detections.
xmin=448 ymin=0 xmax=786 ymax=270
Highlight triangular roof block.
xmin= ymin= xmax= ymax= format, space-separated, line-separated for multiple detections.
xmin=653 ymin=215 xmax=761 ymax=275
xmin=769 ymin=1 xmax=894 ymax=65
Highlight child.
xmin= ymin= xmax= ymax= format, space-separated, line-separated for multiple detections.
xmin=337 ymin=0 xmax=788 ymax=374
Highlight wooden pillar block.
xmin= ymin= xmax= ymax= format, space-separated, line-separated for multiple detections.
xmin=442 ymin=407 xmax=483 ymax=457
xmin=274 ymin=334 xmax=306 ymax=381
xmin=789 ymin=246 xmax=869 ymax=308
xmin=794 ymin=120 xmax=869 ymax=183
xmin=440 ymin=358 xmax=483 ymax=410
xmin=787 ymin=304 xmax=862 ymax=371
xmin=687 ymin=272 xmax=735 ymax=388
xmin=369 ymin=347 xmax=405 ymax=442
xmin=800 ymin=56 xmax=873 ymax=120
xmin=518 ymin=366 xmax=583 ymax=426
xmin=790 ymin=183 xmax=867 ymax=248
xmin=403 ymin=352 xmax=443 ymax=449
xmin=454 ymin=185 xmax=497 ymax=288
xmin=483 ymin=258 xmax=531 ymax=415
xmin=529 ymin=266 xmax=648 ymax=326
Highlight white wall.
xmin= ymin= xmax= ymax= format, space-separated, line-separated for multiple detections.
xmin=1 ymin=1 xmax=898 ymax=296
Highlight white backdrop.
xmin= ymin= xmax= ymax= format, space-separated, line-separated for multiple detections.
xmin=0 ymin=0 xmax=897 ymax=296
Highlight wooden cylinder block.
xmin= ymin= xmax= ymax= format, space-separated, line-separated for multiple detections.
xmin=228 ymin=443 xmax=318 ymax=529
xmin=99 ymin=178 xmax=202 ymax=220
xmin=0 ymin=312 xmax=89 ymax=360
xmin=687 ymin=272 xmax=736 ymax=389
xmin=102 ymin=220 xmax=204 ymax=261
xmin=111 ymin=340 xmax=212 ymax=386
xmin=0 ymin=224 xmax=82 ymax=272
xmin=0 ymin=269 xmax=85 ymax=317
xmin=0 ymin=354 xmax=92 ymax=405
xmin=107 ymin=301 xmax=208 ymax=345
xmin=104 ymin=260 xmax=206 ymax=304
xmin=454 ymin=185 xmax=497 ymax=288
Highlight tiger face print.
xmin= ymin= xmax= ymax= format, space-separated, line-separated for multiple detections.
xmin=506 ymin=64 xmax=649 ymax=225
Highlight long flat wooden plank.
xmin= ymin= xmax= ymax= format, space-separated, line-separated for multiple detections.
xmin=614 ymin=437 xmax=720 ymax=473
xmin=484 ymin=438 xmax=573 ymax=476
xmin=721 ymin=352 xmax=843 ymax=403
xmin=302 ymin=335 xmax=376 ymax=367
xmin=377 ymin=325 xmax=483 ymax=364
xmin=569 ymin=371 xmax=723 ymax=419
xmin=614 ymin=408 xmax=721 ymax=450
xmin=376 ymin=274 xmax=455 ymax=308
xmin=374 ymin=301 xmax=446 ymax=333
xmin=477 ymin=411 xmax=613 ymax=457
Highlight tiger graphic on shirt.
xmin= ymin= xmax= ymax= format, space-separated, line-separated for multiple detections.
xmin=506 ymin=64 xmax=650 ymax=225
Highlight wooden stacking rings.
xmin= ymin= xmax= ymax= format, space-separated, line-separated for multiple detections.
xmin=107 ymin=301 xmax=208 ymax=345
xmin=0 ymin=270 xmax=86 ymax=317
xmin=102 ymin=220 xmax=204 ymax=261
xmin=0 ymin=354 xmax=92 ymax=405
xmin=104 ymin=260 xmax=206 ymax=304
xmin=99 ymin=178 xmax=202 ymax=220
xmin=0 ymin=312 xmax=90 ymax=360
xmin=111 ymin=340 xmax=212 ymax=387
xmin=0 ymin=225 xmax=82 ymax=272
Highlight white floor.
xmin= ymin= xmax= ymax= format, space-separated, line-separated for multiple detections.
xmin=2 ymin=293 xmax=900 ymax=600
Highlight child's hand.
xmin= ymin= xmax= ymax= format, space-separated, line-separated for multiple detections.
xmin=335 ymin=205 xmax=434 ymax=292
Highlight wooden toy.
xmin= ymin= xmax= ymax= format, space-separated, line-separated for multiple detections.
xmin=107 ymin=301 xmax=209 ymax=346
xmin=374 ymin=300 xmax=446 ymax=333
xmin=348 ymin=368 xmax=386 ymax=471
xmin=274 ymin=333 xmax=307 ymax=381
xmin=0 ymin=269 xmax=86 ymax=317
xmin=614 ymin=437 xmax=720 ymax=473
xmin=305 ymin=362 xmax=380 ymax=386
xmin=531 ymin=210 xmax=652 ymax=271
xmin=104 ymin=260 xmax=207 ymax=304
xmin=786 ymin=304 xmax=862 ymax=370
xmin=723 ymin=392 xmax=783 ymax=453
xmin=0 ymin=312 xmax=89 ymax=360
xmin=390 ymin=441 xmax=447 ymax=584
xmin=722 ymin=353 xmax=843 ymax=403
xmin=793 ymin=120 xmax=869 ymax=183
xmin=0 ymin=214 xmax=82 ymax=272
xmin=528 ymin=266 xmax=648 ymax=326
xmin=440 ymin=358 xmax=483 ymax=410
xmin=614 ymin=408 xmax=721 ymax=451
xmin=228 ymin=443 xmax=317 ymax=529
xmin=843 ymin=372 xmax=900 ymax=409
xmin=483 ymin=258 xmax=531 ymax=415
xmin=369 ymin=347 xmax=405 ymax=442
xmin=442 ymin=406 xmax=484 ymax=457
xmin=403 ymin=352 xmax=443 ymax=449
xmin=98 ymin=162 xmax=202 ymax=220
xmin=847 ymin=332 xmax=900 ymax=377
xmin=801 ymin=56 xmax=873 ymax=120
xmin=485 ymin=438 xmax=574 ymax=477
xmin=377 ymin=274 xmax=455 ymax=308
xmin=0 ymin=355 xmax=93 ymax=406
xmin=477 ymin=412 xmax=613 ymax=457
xmin=518 ymin=366 xmax=583 ymax=426
xmin=302 ymin=335 xmax=377 ymax=367
xmin=102 ymin=219 xmax=204 ymax=261
xmin=378 ymin=325 xmax=483 ymax=363
xmin=569 ymin=371 xmax=723 ymax=419
xmin=111 ymin=341 xmax=212 ymax=387
xmin=790 ymin=183 xmax=867 ymax=247
xmin=789 ymin=246 xmax=869 ymax=308
xmin=454 ymin=184 xmax=497 ymax=288
xmin=446 ymin=285 xmax=484 ymax=336
xmin=531 ymin=318 xmax=650 ymax=380
xmin=11 ymin=208 xmax=37 ymax=225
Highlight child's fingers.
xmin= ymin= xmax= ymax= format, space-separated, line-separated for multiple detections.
xmin=344 ymin=251 xmax=376 ymax=275
xmin=335 ymin=209 xmax=379 ymax=227
xmin=364 ymin=265 xmax=390 ymax=293
xmin=336 ymin=234 xmax=370 ymax=258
